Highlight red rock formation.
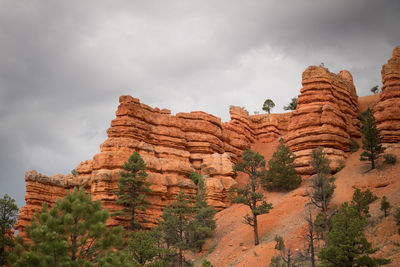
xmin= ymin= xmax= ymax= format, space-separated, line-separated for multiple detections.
xmin=222 ymin=106 xmax=290 ymax=163
xmin=15 ymin=170 xmax=90 ymax=236
xmin=358 ymin=94 xmax=380 ymax=113
xmin=285 ymin=66 xmax=360 ymax=174
xmin=17 ymin=96 xmax=255 ymax=234
xmin=23 ymin=46 xmax=400 ymax=236
xmin=374 ymin=46 xmax=400 ymax=143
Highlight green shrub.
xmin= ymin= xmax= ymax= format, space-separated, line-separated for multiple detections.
xmin=337 ymin=162 xmax=345 ymax=172
xmin=394 ymin=207 xmax=400 ymax=226
xmin=202 ymin=260 xmax=214 ymax=267
xmin=384 ymin=154 xmax=397 ymax=165
xmin=350 ymin=138 xmax=360 ymax=153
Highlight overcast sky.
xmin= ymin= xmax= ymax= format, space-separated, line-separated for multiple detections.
xmin=0 ymin=0 xmax=399 ymax=208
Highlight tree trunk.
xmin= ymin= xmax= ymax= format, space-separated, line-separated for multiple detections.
xmin=253 ymin=213 xmax=259 ymax=245
xmin=130 ymin=207 xmax=135 ymax=231
xmin=308 ymin=212 xmax=316 ymax=267
xmin=179 ymin=248 xmax=183 ymax=267
xmin=371 ymin=157 xmax=375 ymax=169
xmin=0 ymin=246 xmax=4 ymax=266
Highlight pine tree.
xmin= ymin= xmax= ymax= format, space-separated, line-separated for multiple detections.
xmin=262 ymin=99 xmax=275 ymax=114
xmin=201 ymin=260 xmax=214 ymax=267
xmin=0 ymin=194 xmax=18 ymax=266
xmin=351 ymin=189 xmax=377 ymax=218
xmin=283 ymin=97 xmax=298 ymax=111
xmin=127 ymin=230 xmax=162 ymax=266
xmin=159 ymin=191 xmax=194 ymax=267
xmin=10 ymin=187 xmax=127 ymax=267
xmin=271 ymin=235 xmax=295 ymax=267
xmin=234 ymin=150 xmax=273 ymax=246
xmin=305 ymin=208 xmax=317 ymax=267
xmin=264 ymin=138 xmax=301 ymax=191
xmin=318 ymin=202 xmax=390 ymax=267
xmin=114 ymin=152 xmax=152 ymax=231
xmin=380 ymin=196 xmax=391 ymax=217
xmin=309 ymin=148 xmax=336 ymax=215
xmin=187 ymin=173 xmax=216 ymax=252
xmin=360 ymin=108 xmax=385 ymax=170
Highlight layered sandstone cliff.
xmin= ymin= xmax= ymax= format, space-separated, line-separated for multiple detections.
xmin=285 ymin=66 xmax=360 ymax=174
xmin=19 ymin=47 xmax=400 ymax=236
xmin=16 ymin=97 xmax=242 ymax=233
xmin=375 ymin=46 xmax=400 ymax=143
xmin=15 ymin=170 xmax=91 ymax=236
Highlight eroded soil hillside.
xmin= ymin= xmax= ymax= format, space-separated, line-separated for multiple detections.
xmin=193 ymin=142 xmax=400 ymax=267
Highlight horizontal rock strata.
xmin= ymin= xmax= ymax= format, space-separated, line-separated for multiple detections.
xmin=19 ymin=47 xmax=400 ymax=235
xmin=375 ymin=47 xmax=400 ymax=143
xmin=285 ymin=66 xmax=360 ymax=174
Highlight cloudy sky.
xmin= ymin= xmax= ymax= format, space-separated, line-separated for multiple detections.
xmin=0 ymin=0 xmax=399 ymax=208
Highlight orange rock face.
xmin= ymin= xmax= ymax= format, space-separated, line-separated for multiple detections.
xmin=20 ymin=46 xmax=400 ymax=237
xmin=15 ymin=170 xmax=90 ymax=236
xmin=375 ymin=46 xmax=400 ymax=143
xmin=285 ymin=66 xmax=360 ymax=174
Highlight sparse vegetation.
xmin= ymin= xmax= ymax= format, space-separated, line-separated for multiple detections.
xmin=384 ymin=153 xmax=397 ymax=165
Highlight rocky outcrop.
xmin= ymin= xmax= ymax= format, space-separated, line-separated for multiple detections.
xmin=15 ymin=170 xmax=91 ymax=236
xmin=285 ymin=67 xmax=360 ymax=174
xmin=222 ymin=106 xmax=290 ymax=163
xmin=374 ymin=47 xmax=400 ymax=143
xmin=20 ymin=47 xmax=400 ymax=237
xmin=17 ymin=96 xmax=252 ymax=234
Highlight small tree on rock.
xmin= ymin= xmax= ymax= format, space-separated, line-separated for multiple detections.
xmin=234 ymin=150 xmax=273 ymax=246
xmin=262 ymin=99 xmax=275 ymax=114
xmin=263 ymin=138 xmax=301 ymax=191
xmin=113 ymin=152 xmax=152 ymax=231
xmin=371 ymin=85 xmax=380 ymax=94
xmin=360 ymin=108 xmax=385 ymax=170
xmin=0 ymin=194 xmax=18 ymax=266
